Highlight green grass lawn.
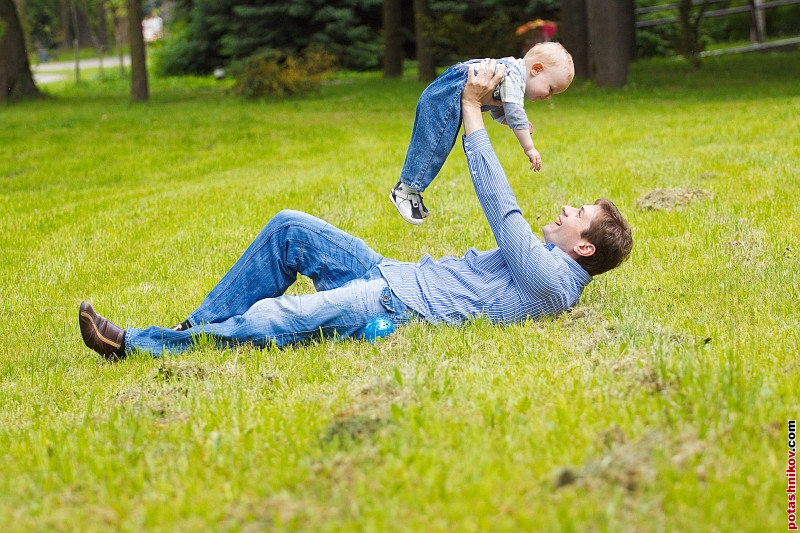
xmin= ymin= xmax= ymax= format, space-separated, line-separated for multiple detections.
xmin=1 ymin=52 xmax=799 ymax=531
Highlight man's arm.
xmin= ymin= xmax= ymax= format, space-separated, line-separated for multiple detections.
xmin=461 ymin=60 xmax=570 ymax=298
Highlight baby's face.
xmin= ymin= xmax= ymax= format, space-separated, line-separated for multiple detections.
xmin=525 ymin=64 xmax=572 ymax=102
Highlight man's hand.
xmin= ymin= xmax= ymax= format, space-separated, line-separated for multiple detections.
xmin=461 ymin=59 xmax=506 ymax=136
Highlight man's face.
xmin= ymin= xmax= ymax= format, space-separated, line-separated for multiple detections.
xmin=542 ymin=204 xmax=601 ymax=259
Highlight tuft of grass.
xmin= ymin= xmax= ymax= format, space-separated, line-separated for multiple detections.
xmin=1 ymin=51 xmax=799 ymax=531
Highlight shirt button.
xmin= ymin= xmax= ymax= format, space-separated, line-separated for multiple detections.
xmin=381 ymin=295 xmax=389 ymax=303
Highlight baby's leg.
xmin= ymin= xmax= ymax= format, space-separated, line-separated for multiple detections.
xmin=400 ymin=67 xmax=468 ymax=193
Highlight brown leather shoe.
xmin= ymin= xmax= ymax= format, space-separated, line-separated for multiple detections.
xmin=79 ymin=301 xmax=126 ymax=360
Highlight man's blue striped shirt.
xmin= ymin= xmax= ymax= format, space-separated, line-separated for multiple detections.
xmin=378 ymin=129 xmax=592 ymax=325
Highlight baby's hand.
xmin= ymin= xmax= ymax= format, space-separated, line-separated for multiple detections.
xmin=525 ymin=147 xmax=542 ymax=172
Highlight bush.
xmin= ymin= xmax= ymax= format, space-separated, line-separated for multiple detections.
xmin=769 ymin=5 xmax=800 ymax=37
xmin=322 ymin=38 xmax=384 ymax=71
xmin=428 ymin=13 xmax=519 ymax=65
xmin=637 ymin=28 xmax=673 ymax=58
xmin=152 ymin=22 xmax=226 ymax=77
xmin=228 ymin=47 xmax=337 ymax=99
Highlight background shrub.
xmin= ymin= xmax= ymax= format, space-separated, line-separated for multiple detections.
xmin=228 ymin=47 xmax=337 ymax=99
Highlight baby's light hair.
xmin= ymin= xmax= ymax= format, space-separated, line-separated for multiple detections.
xmin=524 ymin=42 xmax=575 ymax=82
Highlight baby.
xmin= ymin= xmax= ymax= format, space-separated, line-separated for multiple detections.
xmin=391 ymin=42 xmax=575 ymax=225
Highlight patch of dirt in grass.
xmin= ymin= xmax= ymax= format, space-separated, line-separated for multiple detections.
xmin=154 ymin=359 xmax=249 ymax=380
xmin=154 ymin=358 xmax=254 ymax=382
xmin=725 ymin=218 xmax=769 ymax=268
xmin=323 ymin=412 xmax=389 ymax=443
xmin=597 ymin=329 xmax=713 ymax=397
xmin=556 ymin=305 xmax=625 ymax=355
xmin=602 ymin=348 xmax=676 ymax=396
xmin=229 ymin=381 xmax=409 ymax=530
xmin=225 ymin=491 xmax=339 ymax=531
xmin=661 ymin=330 xmax=712 ymax=347
xmin=111 ymin=360 xmax=277 ymax=425
xmin=553 ymin=429 xmax=706 ymax=493
xmin=767 ymin=420 xmax=784 ymax=437
xmin=15 ymin=496 xmax=121 ymax=532
xmin=155 ymin=360 xmax=210 ymax=381
xmin=321 ymin=378 xmax=405 ymax=444
xmin=636 ymin=188 xmax=711 ymax=211
xmin=113 ymin=383 xmax=191 ymax=425
xmin=112 ymin=361 xmax=214 ymax=423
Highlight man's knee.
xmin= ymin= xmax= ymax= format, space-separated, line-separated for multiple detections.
xmin=270 ymin=209 xmax=305 ymax=226
xmin=266 ymin=209 xmax=318 ymax=232
xmin=264 ymin=210 xmax=328 ymax=242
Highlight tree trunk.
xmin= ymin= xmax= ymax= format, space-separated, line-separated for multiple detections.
xmin=678 ymin=0 xmax=708 ymax=68
xmin=127 ymin=0 xmax=148 ymax=101
xmin=77 ymin=4 xmax=93 ymax=46
xmin=96 ymin=0 xmax=110 ymax=49
xmin=413 ymin=0 xmax=435 ymax=82
xmin=0 ymin=0 xmax=43 ymax=102
xmin=383 ymin=0 xmax=403 ymax=78
xmin=59 ymin=0 xmax=94 ymax=48
xmin=58 ymin=0 xmax=72 ymax=51
xmin=586 ymin=0 xmax=635 ymax=87
xmin=560 ymin=0 xmax=590 ymax=79
xmin=71 ymin=0 xmax=81 ymax=83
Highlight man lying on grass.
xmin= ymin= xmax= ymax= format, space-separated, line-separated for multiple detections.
xmin=79 ymin=59 xmax=633 ymax=360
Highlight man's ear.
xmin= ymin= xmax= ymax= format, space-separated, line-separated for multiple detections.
xmin=530 ymin=61 xmax=544 ymax=76
xmin=574 ymin=241 xmax=596 ymax=258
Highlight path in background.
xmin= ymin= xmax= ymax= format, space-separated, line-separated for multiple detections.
xmin=32 ymin=55 xmax=131 ymax=84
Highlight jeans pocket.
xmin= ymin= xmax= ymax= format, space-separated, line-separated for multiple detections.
xmin=379 ymin=285 xmax=411 ymax=323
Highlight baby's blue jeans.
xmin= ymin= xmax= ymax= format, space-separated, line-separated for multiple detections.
xmin=400 ymin=66 xmax=468 ymax=192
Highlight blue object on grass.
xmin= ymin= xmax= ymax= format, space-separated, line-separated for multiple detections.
xmin=364 ymin=317 xmax=395 ymax=343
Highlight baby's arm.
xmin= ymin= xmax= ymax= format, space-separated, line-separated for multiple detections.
xmin=502 ymin=100 xmax=542 ymax=171
xmin=512 ymin=125 xmax=541 ymax=172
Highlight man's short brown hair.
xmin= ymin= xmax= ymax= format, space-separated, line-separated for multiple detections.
xmin=576 ymin=199 xmax=633 ymax=276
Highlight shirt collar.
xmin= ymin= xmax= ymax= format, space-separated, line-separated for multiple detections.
xmin=546 ymin=242 xmax=593 ymax=286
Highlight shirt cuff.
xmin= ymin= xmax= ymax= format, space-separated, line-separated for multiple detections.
xmin=462 ymin=129 xmax=493 ymax=155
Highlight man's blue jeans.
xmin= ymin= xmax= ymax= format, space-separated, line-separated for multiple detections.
xmin=126 ymin=210 xmax=412 ymax=356
xmin=400 ymin=66 xmax=468 ymax=192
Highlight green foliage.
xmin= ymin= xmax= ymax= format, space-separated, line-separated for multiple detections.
xmin=228 ymin=47 xmax=337 ymax=99
xmin=152 ymin=21 xmax=220 ymax=77
xmin=432 ymin=0 xmax=559 ymax=22
xmin=769 ymin=4 xmax=800 ymax=36
xmin=428 ymin=13 xmax=518 ymax=64
xmin=155 ymin=0 xmax=565 ymax=77
xmin=637 ymin=26 xmax=673 ymax=58
xmin=427 ymin=0 xmax=563 ymax=62
xmin=153 ymin=1 xmax=229 ymax=76
xmin=17 ymin=0 xmax=56 ymax=47
xmin=635 ymin=0 xmax=800 ymax=58
xmin=155 ymin=0 xmax=381 ymax=75
xmin=1 ymin=51 xmax=799 ymax=531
